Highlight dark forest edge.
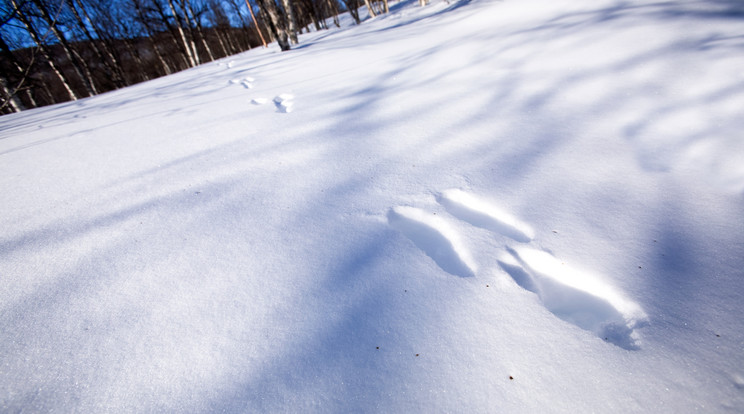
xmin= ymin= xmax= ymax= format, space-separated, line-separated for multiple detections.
xmin=0 ymin=0 xmax=406 ymax=114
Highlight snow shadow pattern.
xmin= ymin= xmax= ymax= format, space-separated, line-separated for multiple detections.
xmin=387 ymin=206 xmax=475 ymax=278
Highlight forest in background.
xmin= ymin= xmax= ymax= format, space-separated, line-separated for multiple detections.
xmin=0 ymin=0 xmax=401 ymax=114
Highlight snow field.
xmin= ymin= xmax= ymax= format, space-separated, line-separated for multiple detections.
xmin=1 ymin=0 xmax=744 ymax=412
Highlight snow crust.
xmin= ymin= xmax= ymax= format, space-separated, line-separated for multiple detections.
xmin=2 ymin=0 xmax=744 ymax=411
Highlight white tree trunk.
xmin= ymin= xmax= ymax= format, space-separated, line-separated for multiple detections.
xmin=31 ymin=0 xmax=98 ymax=95
xmin=9 ymin=0 xmax=78 ymax=101
xmin=363 ymin=0 xmax=377 ymax=17
xmin=244 ymin=0 xmax=268 ymax=48
xmin=279 ymin=0 xmax=299 ymax=44
xmin=1 ymin=76 xmax=23 ymax=112
xmin=256 ymin=0 xmax=290 ymax=50
xmin=166 ymin=0 xmax=199 ymax=66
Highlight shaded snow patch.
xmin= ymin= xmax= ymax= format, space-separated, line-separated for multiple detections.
xmin=387 ymin=206 xmax=475 ymax=278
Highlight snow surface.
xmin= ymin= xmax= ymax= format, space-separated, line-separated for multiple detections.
xmin=2 ymin=0 xmax=744 ymax=411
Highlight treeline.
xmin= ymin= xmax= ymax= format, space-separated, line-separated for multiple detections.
xmin=0 ymin=0 xmax=400 ymax=114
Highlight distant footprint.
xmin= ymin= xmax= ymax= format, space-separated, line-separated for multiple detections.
xmin=273 ymin=94 xmax=295 ymax=113
xmin=437 ymin=189 xmax=534 ymax=243
xmin=388 ymin=206 xmax=475 ymax=278
xmin=499 ymin=246 xmax=648 ymax=350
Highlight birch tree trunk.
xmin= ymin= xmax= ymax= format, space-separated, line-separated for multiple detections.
xmin=9 ymin=0 xmax=78 ymax=101
xmin=278 ymin=0 xmax=298 ymax=44
xmin=0 ymin=32 xmax=32 ymax=109
xmin=244 ymin=0 xmax=268 ymax=47
xmin=343 ymin=0 xmax=361 ymax=25
xmin=0 ymin=75 xmax=23 ymax=112
xmin=166 ymin=0 xmax=199 ymax=66
xmin=255 ymin=0 xmax=290 ymax=51
xmin=326 ymin=0 xmax=340 ymax=27
xmin=133 ymin=0 xmax=174 ymax=75
xmin=30 ymin=0 xmax=98 ymax=96
xmin=182 ymin=0 xmax=215 ymax=61
xmin=71 ymin=0 xmax=128 ymax=87
xmin=213 ymin=28 xmax=229 ymax=57
xmin=363 ymin=0 xmax=377 ymax=17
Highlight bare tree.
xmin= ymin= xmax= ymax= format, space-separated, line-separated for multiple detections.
xmin=8 ymin=0 xmax=79 ymax=101
xmin=277 ymin=0 xmax=297 ymax=43
xmin=362 ymin=0 xmax=376 ymax=17
xmin=62 ymin=0 xmax=125 ymax=88
xmin=130 ymin=0 xmax=175 ymax=75
xmin=324 ymin=0 xmax=340 ymax=28
xmin=164 ymin=0 xmax=199 ymax=66
xmin=0 ymin=75 xmax=23 ymax=112
xmin=180 ymin=0 xmax=215 ymax=61
xmin=1 ymin=0 xmax=314 ymax=113
xmin=29 ymin=0 xmax=99 ymax=95
xmin=0 ymin=14 xmax=30 ymax=111
xmin=342 ymin=0 xmax=361 ymax=24
xmin=255 ymin=0 xmax=289 ymax=50
xmin=243 ymin=0 xmax=267 ymax=47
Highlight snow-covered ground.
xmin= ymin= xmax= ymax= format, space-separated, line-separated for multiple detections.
xmin=2 ymin=0 xmax=744 ymax=411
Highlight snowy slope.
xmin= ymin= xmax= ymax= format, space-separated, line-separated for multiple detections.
xmin=2 ymin=0 xmax=744 ymax=411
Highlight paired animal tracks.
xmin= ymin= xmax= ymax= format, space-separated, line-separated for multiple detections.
xmin=387 ymin=189 xmax=648 ymax=350
xmin=228 ymin=73 xmax=295 ymax=113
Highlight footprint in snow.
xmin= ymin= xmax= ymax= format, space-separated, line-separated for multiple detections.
xmin=228 ymin=77 xmax=254 ymax=88
xmin=241 ymin=77 xmax=255 ymax=89
xmin=498 ymin=247 xmax=648 ymax=350
xmin=387 ymin=206 xmax=476 ymax=278
xmin=437 ymin=189 xmax=534 ymax=242
xmin=273 ymin=94 xmax=295 ymax=113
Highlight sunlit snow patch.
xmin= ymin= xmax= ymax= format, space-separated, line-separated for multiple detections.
xmin=388 ymin=206 xmax=476 ymax=278
xmin=501 ymin=247 xmax=648 ymax=350
xmin=438 ymin=189 xmax=534 ymax=242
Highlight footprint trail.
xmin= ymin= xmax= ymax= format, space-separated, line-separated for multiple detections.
xmin=387 ymin=206 xmax=476 ymax=278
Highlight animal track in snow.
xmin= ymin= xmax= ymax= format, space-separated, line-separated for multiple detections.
xmin=273 ymin=94 xmax=295 ymax=113
xmin=251 ymin=98 xmax=268 ymax=105
xmin=437 ymin=189 xmax=534 ymax=242
xmin=499 ymin=246 xmax=648 ymax=350
xmin=387 ymin=189 xmax=647 ymax=348
xmin=387 ymin=206 xmax=475 ymax=278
